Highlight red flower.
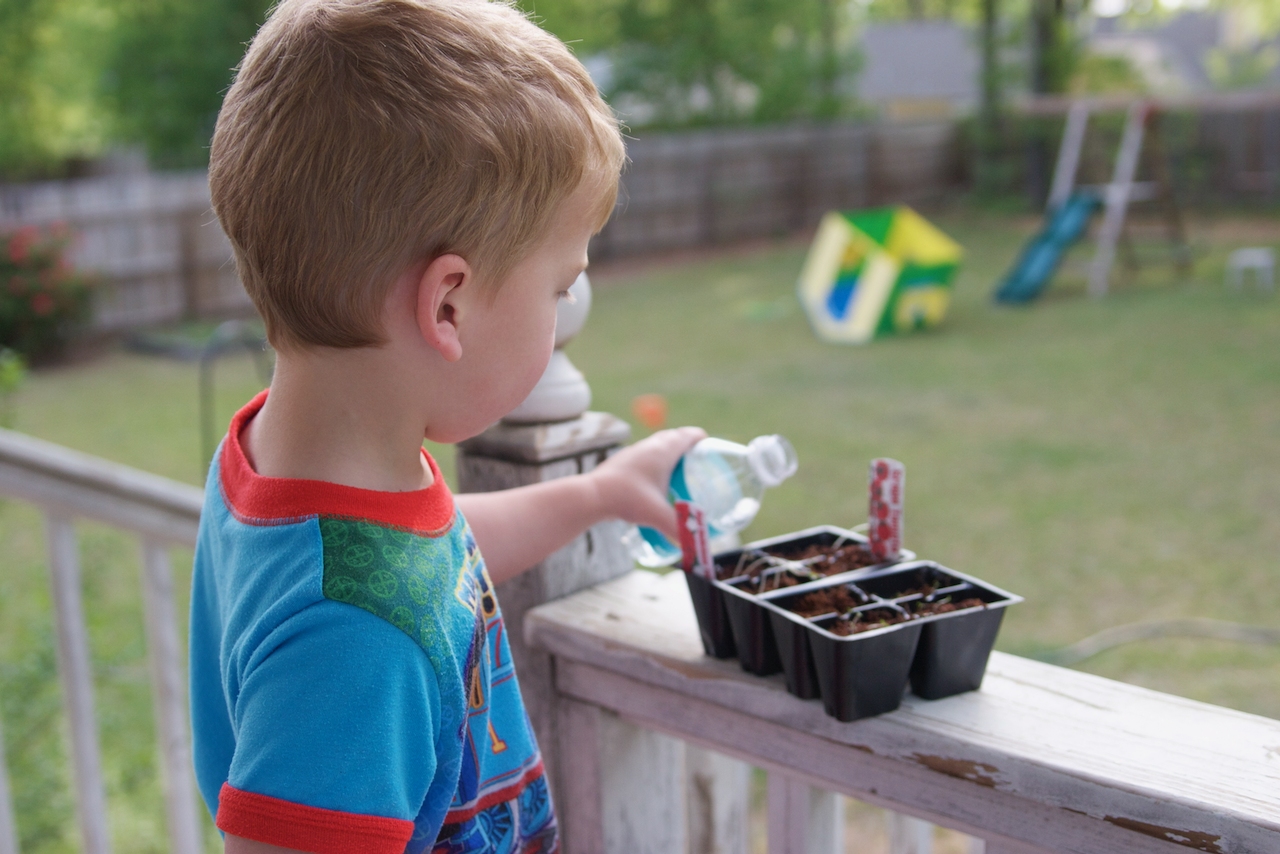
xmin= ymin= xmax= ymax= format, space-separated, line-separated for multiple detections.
xmin=7 ymin=226 xmax=38 ymax=265
xmin=31 ymin=292 xmax=54 ymax=316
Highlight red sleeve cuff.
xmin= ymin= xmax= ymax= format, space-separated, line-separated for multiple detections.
xmin=216 ymin=783 xmax=414 ymax=854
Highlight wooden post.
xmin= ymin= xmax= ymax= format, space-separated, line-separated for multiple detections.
xmin=44 ymin=512 xmax=112 ymax=854
xmin=178 ymin=209 xmax=201 ymax=322
xmin=1264 ymin=107 xmax=1280 ymax=203
xmin=807 ymin=788 xmax=844 ymax=854
xmin=767 ymin=773 xmax=808 ymax=854
xmin=138 ymin=540 xmax=203 ymax=854
xmin=767 ymin=773 xmax=845 ymax=854
xmin=457 ymin=414 xmax=636 ymax=852
xmin=459 ymin=417 xmax=754 ymax=854
xmin=686 ymin=746 xmax=749 ymax=854
xmin=1143 ymin=112 xmax=1191 ymax=274
xmin=1046 ymin=101 xmax=1089 ymax=212
xmin=555 ymin=699 xmax=606 ymax=854
xmin=1088 ymin=102 xmax=1147 ymax=297
xmin=0 ymin=711 xmax=18 ymax=854
xmin=599 ymin=709 xmax=687 ymax=854
xmin=699 ymin=140 xmax=719 ymax=246
xmin=887 ymin=811 xmax=934 ymax=854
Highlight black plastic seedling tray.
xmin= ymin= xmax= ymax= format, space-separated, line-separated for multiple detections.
xmin=766 ymin=560 xmax=1022 ymax=720
xmin=808 ymin=614 xmax=923 ymax=721
xmin=855 ymin=561 xmax=1021 ymax=699
xmin=719 ymin=580 xmax=784 ymax=675
xmin=684 ymin=525 xmax=912 ymax=672
xmin=686 ymin=572 xmax=737 ymax=659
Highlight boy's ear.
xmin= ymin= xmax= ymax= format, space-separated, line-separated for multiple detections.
xmin=414 ymin=254 xmax=470 ymax=363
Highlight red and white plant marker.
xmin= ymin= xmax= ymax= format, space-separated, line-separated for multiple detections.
xmin=676 ymin=499 xmax=713 ymax=579
xmin=869 ymin=458 xmax=904 ymax=562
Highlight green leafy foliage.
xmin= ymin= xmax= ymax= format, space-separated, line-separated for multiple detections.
xmin=1070 ymin=51 xmax=1148 ymax=95
xmin=0 ymin=225 xmax=94 ymax=361
xmin=0 ymin=637 xmax=75 ymax=853
xmin=523 ymin=0 xmax=861 ymax=128
xmin=104 ymin=0 xmax=274 ymax=169
xmin=0 ymin=0 xmax=272 ymax=176
xmin=0 ymin=0 xmax=121 ymax=179
xmin=0 ymin=347 xmax=27 ymax=429
xmin=0 ymin=0 xmax=60 ymax=177
xmin=1205 ymin=44 xmax=1280 ymax=91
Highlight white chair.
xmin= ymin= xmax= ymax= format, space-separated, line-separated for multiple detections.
xmin=1227 ymin=247 xmax=1275 ymax=292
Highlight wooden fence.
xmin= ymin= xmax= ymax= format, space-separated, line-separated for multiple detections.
xmin=1 ymin=102 xmax=1276 ymax=335
xmin=0 ymin=121 xmax=963 ymax=334
xmin=592 ymin=120 xmax=963 ymax=259
xmin=1017 ymin=92 xmax=1280 ymax=207
xmin=0 ymin=173 xmax=250 ymax=334
xmin=1170 ymin=107 xmax=1280 ymax=204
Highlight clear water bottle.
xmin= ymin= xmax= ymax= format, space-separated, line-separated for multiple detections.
xmin=626 ymin=435 xmax=798 ymax=568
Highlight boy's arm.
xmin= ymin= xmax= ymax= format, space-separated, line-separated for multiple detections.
xmin=454 ymin=426 xmax=704 ymax=585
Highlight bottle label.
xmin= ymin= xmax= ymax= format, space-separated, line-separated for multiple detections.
xmin=676 ymin=500 xmax=714 ymax=579
xmin=868 ymin=458 xmax=904 ymax=561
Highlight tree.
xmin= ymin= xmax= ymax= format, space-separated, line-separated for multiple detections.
xmin=526 ymin=0 xmax=860 ymax=128
xmin=1026 ymin=0 xmax=1081 ymax=202
xmin=0 ymin=0 xmax=67 ymax=177
xmin=974 ymin=0 xmax=1005 ymax=195
xmin=105 ymin=0 xmax=273 ymax=169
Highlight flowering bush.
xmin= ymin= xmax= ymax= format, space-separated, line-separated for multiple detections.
xmin=0 ymin=224 xmax=94 ymax=360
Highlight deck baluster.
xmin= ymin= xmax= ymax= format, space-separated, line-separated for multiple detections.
xmin=767 ymin=774 xmax=844 ymax=854
xmin=44 ymin=512 xmax=111 ymax=854
xmin=139 ymin=539 xmax=203 ymax=854
xmin=0 ymin=711 xmax=18 ymax=854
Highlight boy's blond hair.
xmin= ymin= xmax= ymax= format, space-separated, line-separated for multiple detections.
xmin=210 ymin=0 xmax=624 ymax=349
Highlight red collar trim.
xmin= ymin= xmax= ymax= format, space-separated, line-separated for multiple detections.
xmin=219 ymin=390 xmax=456 ymax=536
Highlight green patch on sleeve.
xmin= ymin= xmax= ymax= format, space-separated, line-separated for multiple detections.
xmin=319 ymin=517 xmax=455 ymax=649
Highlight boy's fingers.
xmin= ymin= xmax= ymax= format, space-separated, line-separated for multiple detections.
xmin=655 ymin=425 xmax=705 ymax=457
xmin=643 ymin=491 xmax=683 ymax=540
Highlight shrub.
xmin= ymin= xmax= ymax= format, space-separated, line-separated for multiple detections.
xmin=0 ymin=347 xmax=25 ymax=428
xmin=0 ymin=224 xmax=94 ymax=360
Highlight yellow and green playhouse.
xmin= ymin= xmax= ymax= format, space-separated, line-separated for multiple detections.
xmin=798 ymin=206 xmax=963 ymax=344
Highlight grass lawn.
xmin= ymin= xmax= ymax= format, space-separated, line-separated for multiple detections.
xmin=2 ymin=206 xmax=1279 ymax=853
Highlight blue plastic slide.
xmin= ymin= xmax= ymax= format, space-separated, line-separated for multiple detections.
xmin=994 ymin=191 xmax=1101 ymax=304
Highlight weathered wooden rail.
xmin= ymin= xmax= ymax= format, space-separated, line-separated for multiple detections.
xmin=0 ymin=428 xmax=204 ymax=854
xmin=2 ymin=427 xmax=1279 ymax=854
xmin=527 ymin=570 xmax=1280 ymax=854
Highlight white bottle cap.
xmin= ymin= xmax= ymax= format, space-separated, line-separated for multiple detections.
xmin=747 ymin=435 xmax=798 ymax=488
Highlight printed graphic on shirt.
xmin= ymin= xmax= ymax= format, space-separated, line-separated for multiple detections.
xmin=320 ymin=514 xmax=557 ymax=854
xmin=432 ymin=775 xmax=557 ymax=854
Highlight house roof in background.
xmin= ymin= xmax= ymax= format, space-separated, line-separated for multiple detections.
xmin=1090 ymin=11 xmax=1280 ymax=92
xmin=857 ymin=22 xmax=979 ymax=110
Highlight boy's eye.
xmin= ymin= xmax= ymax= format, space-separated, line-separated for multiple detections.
xmin=558 ymin=290 xmax=577 ymax=304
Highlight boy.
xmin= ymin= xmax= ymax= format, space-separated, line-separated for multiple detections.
xmin=190 ymin=2 xmax=703 ymax=852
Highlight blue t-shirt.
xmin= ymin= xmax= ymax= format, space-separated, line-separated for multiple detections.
xmin=190 ymin=391 xmax=557 ymax=854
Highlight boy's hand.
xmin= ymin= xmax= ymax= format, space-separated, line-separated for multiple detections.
xmin=455 ymin=425 xmax=703 ymax=584
xmin=591 ymin=426 xmax=705 ymax=541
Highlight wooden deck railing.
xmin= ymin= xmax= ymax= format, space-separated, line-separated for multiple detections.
xmin=525 ymin=571 xmax=1280 ymax=854
xmin=2 ymin=428 xmax=1279 ymax=854
xmin=0 ymin=428 xmax=204 ymax=854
